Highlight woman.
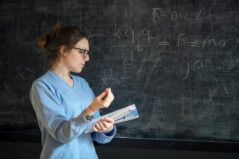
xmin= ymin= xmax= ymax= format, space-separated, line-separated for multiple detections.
xmin=30 ymin=23 xmax=116 ymax=159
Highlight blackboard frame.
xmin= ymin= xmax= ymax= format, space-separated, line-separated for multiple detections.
xmin=0 ymin=133 xmax=238 ymax=153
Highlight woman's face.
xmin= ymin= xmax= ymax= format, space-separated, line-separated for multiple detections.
xmin=63 ymin=38 xmax=90 ymax=73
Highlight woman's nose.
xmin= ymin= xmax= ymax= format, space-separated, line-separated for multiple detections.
xmin=85 ymin=55 xmax=90 ymax=62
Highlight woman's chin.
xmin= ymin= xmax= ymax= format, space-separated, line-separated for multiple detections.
xmin=72 ymin=68 xmax=82 ymax=73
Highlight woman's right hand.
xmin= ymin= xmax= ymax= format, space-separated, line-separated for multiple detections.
xmin=90 ymin=88 xmax=114 ymax=111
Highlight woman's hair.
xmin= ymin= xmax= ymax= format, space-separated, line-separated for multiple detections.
xmin=39 ymin=22 xmax=90 ymax=65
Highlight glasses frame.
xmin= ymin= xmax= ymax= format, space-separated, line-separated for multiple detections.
xmin=72 ymin=47 xmax=89 ymax=59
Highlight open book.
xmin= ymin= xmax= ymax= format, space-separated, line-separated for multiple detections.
xmin=85 ymin=104 xmax=139 ymax=133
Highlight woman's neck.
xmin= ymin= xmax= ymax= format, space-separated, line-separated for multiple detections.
xmin=50 ymin=62 xmax=73 ymax=87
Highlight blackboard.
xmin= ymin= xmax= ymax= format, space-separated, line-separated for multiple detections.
xmin=0 ymin=0 xmax=239 ymax=143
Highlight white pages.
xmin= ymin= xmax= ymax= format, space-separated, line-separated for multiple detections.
xmin=85 ymin=104 xmax=139 ymax=134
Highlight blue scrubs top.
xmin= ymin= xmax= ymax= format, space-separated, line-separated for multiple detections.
xmin=30 ymin=70 xmax=116 ymax=159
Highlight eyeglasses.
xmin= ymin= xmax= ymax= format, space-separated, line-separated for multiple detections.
xmin=72 ymin=47 xmax=89 ymax=59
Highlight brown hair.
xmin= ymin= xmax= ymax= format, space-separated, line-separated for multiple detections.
xmin=39 ymin=22 xmax=90 ymax=65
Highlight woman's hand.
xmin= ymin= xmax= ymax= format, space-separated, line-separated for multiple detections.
xmin=90 ymin=88 xmax=114 ymax=111
xmin=93 ymin=118 xmax=114 ymax=133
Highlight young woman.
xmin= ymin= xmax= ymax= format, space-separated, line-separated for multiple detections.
xmin=30 ymin=23 xmax=116 ymax=159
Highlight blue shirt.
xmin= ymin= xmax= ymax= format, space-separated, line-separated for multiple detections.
xmin=30 ymin=70 xmax=116 ymax=159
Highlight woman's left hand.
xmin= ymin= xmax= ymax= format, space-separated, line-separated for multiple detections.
xmin=93 ymin=118 xmax=114 ymax=133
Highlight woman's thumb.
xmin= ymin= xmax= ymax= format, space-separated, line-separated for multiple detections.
xmin=98 ymin=88 xmax=109 ymax=99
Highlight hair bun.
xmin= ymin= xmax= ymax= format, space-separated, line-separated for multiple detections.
xmin=50 ymin=22 xmax=61 ymax=41
xmin=38 ymin=22 xmax=61 ymax=49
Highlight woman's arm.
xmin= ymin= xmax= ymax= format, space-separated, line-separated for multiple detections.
xmin=30 ymin=81 xmax=95 ymax=144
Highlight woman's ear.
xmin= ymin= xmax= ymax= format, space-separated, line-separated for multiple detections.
xmin=59 ymin=45 xmax=67 ymax=56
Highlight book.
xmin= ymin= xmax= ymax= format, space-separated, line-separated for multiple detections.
xmin=84 ymin=104 xmax=139 ymax=133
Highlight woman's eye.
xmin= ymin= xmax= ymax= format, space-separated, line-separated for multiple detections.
xmin=79 ymin=50 xmax=85 ymax=54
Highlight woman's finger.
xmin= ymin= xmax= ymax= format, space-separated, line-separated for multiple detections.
xmin=100 ymin=119 xmax=108 ymax=128
xmin=97 ymin=89 xmax=108 ymax=99
xmin=105 ymin=118 xmax=114 ymax=122
xmin=95 ymin=122 xmax=104 ymax=132
xmin=95 ymin=120 xmax=105 ymax=132
xmin=103 ymin=89 xmax=114 ymax=102
xmin=98 ymin=120 xmax=106 ymax=131
xmin=93 ymin=124 xmax=99 ymax=132
xmin=103 ymin=97 xmax=114 ymax=108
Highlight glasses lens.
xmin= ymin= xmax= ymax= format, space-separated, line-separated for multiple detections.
xmin=73 ymin=48 xmax=89 ymax=58
xmin=84 ymin=52 xmax=89 ymax=58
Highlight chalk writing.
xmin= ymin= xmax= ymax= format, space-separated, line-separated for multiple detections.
xmin=114 ymin=26 xmax=230 ymax=49
xmin=152 ymin=7 xmax=207 ymax=23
